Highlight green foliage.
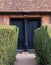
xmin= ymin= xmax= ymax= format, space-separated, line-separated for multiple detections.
xmin=0 ymin=25 xmax=19 ymax=65
xmin=34 ymin=25 xmax=51 ymax=65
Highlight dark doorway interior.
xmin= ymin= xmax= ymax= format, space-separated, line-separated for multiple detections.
xmin=10 ymin=18 xmax=41 ymax=51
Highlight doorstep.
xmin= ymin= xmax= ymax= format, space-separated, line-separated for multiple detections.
xmin=17 ymin=49 xmax=35 ymax=53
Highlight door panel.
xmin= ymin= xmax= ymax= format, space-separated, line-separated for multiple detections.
xmin=27 ymin=18 xmax=40 ymax=49
xmin=10 ymin=18 xmax=25 ymax=49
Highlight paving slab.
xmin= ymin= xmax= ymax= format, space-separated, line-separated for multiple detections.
xmin=14 ymin=52 xmax=38 ymax=65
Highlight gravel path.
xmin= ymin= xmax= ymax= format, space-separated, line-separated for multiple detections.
xmin=14 ymin=52 xmax=38 ymax=65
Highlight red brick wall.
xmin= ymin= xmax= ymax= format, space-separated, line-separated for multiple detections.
xmin=41 ymin=15 xmax=50 ymax=25
xmin=0 ymin=15 xmax=50 ymax=26
xmin=0 ymin=16 xmax=9 ymax=25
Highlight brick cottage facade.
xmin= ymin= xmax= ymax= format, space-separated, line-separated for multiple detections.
xmin=0 ymin=0 xmax=51 ymax=50
xmin=0 ymin=0 xmax=51 ymax=25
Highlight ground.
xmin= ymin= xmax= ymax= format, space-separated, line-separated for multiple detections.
xmin=14 ymin=52 xmax=38 ymax=65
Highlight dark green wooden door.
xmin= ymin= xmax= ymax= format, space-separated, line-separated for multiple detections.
xmin=10 ymin=18 xmax=41 ymax=50
xmin=10 ymin=18 xmax=25 ymax=49
xmin=27 ymin=18 xmax=40 ymax=49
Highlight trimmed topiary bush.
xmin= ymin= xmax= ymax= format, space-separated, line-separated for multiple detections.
xmin=34 ymin=25 xmax=51 ymax=65
xmin=0 ymin=25 xmax=19 ymax=65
